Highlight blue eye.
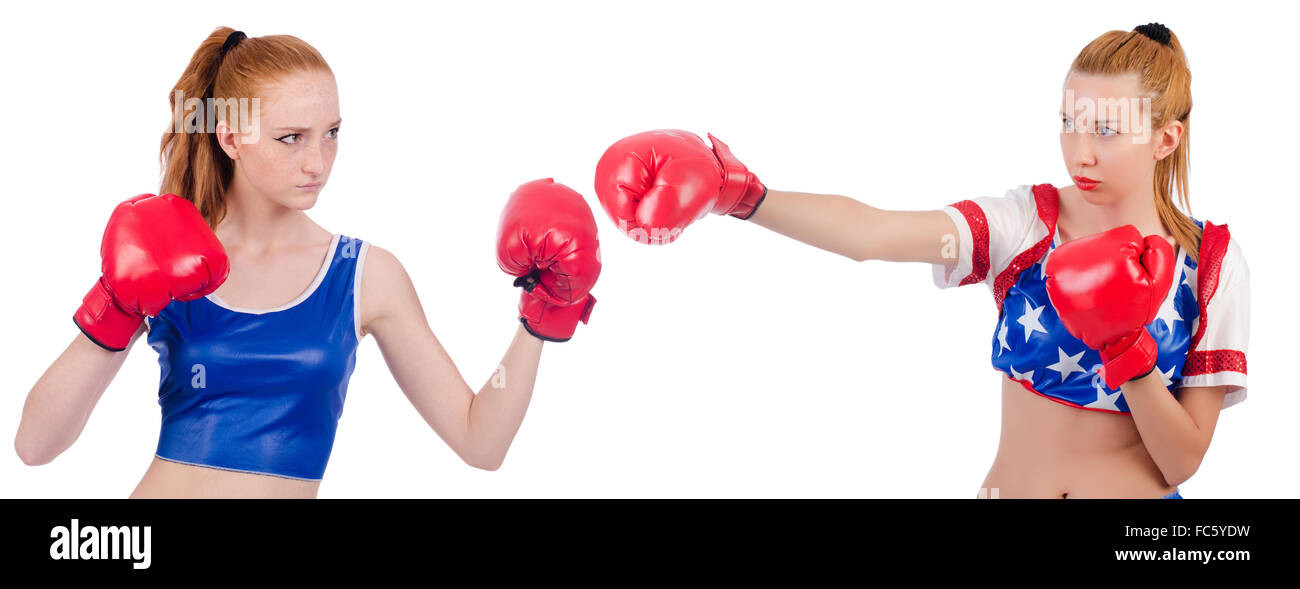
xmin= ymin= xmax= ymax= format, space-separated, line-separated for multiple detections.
xmin=1061 ymin=117 xmax=1074 ymax=132
xmin=1097 ymin=126 xmax=1117 ymax=137
xmin=276 ymin=128 xmax=338 ymax=143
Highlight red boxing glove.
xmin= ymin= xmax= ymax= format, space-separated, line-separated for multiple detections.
xmin=73 ymin=193 xmax=230 ymax=351
xmin=593 ymin=129 xmax=766 ymax=245
xmin=496 ymin=179 xmax=602 ymax=342
xmin=1044 ymin=225 xmax=1176 ymax=389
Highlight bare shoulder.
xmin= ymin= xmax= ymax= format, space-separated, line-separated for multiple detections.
xmin=358 ymin=243 xmax=420 ymax=338
xmin=361 ymin=243 xmax=406 ymax=283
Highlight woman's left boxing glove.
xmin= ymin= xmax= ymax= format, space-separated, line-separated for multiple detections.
xmin=73 ymin=193 xmax=230 ymax=351
xmin=496 ymin=179 xmax=602 ymax=342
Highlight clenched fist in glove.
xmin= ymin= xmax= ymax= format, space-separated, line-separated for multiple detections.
xmin=73 ymin=193 xmax=230 ymax=351
xmin=1044 ymin=224 xmax=1176 ymax=389
xmin=496 ymin=178 xmax=602 ymax=342
xmin=594 ymin=129 xmax=766 ymax=245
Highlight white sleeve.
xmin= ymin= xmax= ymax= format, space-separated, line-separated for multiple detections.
xmin=1181 ymin=238 xmax=1250 ymax=409
xmin=932 ymin=184 xmax=1047 ymax=290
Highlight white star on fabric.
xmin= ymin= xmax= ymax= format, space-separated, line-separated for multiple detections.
xmin=1155 ymin=291 xmax=1184 ymax=329
xmin=1017 ymin=301 xmax=1049 ymax=342
xmin=1010 ymin=365 xmax=1034 ymax=382
xmin=997 ymin=316 xmax=1011 ymax=356
xmin=1158 ymin=365 xmax=1176 ymax=388
xmin=1046 ymin=347 xmax=1087 ymax=382
xmin=1085 ymin=388 xmax=1124 ymax=411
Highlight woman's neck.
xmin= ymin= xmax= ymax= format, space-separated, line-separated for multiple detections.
xmin=1058 ymin=184 xmax=1170 ymax=242
xmin=215 ymin=186 xmax=319 ymax=255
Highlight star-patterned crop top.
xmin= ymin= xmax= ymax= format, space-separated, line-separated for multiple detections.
xmin=931 ymin=184 xmax=1250 ymax=413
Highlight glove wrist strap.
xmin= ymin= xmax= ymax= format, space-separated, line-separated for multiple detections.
xmin=73 ymin=278 xmax=142 ymax=352
xmin=1101 ymin=329 xmax=1159 ymax=389
xmin=708 ymin=133 xmax=767 ymax=219
xmin=519 ymin=293 xmax=596 ymax=343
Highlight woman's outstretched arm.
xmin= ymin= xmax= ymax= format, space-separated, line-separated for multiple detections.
xmin=594 ymin=131 xmax=962 ymax=265
xmin=748 ymin=189 xmax=960 ymax=265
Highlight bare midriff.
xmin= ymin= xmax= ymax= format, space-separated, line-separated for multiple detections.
xmin=980 ymin=374 xmax=1179 ymax=499
xmin=130 ymin=456 xmax=321 ymax=499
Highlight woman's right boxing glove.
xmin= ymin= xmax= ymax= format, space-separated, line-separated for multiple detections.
xmin=594 ymin=129 xmax=767 ymax=245
xmin=1044 ymin=224 xmax=1176 ymax=389
xmin=73 ymin=193 xmax=230 ymax=351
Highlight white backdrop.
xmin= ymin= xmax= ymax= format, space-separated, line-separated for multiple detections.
xmin=2 ymin=0 xmax=1293 ymax=498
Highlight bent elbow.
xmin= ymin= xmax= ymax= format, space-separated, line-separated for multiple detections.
xmin=1164 ymin=456 xmax=1204 ymax=488
xmin=465 ymin=454 xmax=503 ymax=472
xmin=1165 ymin=472 xmax=1194 ymax=489
xmin=14 ymin=434 xmax=54 ymax=467
xmin=457 ymin=444 xmax=504 ymax=471
xmin=839 ymin=245 xmax=870 ymax=263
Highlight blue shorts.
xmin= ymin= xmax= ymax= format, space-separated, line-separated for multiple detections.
xmin=1160 ymin=490 xmax=1183 ymax=499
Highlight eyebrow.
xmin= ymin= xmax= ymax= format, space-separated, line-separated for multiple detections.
xmin=1059 ymin=112 xmax=1119 ymax=124
xmin=273 ymin=118 xmax=343 ymax=133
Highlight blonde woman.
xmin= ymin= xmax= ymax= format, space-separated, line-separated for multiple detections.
xmin=593 ymin=23 xmax=1248 ymax=499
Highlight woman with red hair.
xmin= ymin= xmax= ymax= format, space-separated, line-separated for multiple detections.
xmin=16 ymin=27 xmax=602 ymax=497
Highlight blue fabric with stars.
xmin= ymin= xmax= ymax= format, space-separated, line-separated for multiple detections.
xmin=991 ymin=222 xmax=1202 ymax=413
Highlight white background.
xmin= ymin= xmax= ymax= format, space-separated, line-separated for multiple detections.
xmin=2 ymin=0 xmax=1294 ymax=498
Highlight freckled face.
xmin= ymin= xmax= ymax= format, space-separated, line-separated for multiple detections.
xmin=228 ymin=69 xmax=341 ymax=210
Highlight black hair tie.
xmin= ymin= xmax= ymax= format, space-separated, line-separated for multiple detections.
xmin=206 ymin=30 xmax=246 ymax=101
xmin=1134 ymin=23 xmax=1171 ymax=46
xmin=219 ymin=30 xmax=247 ymax=60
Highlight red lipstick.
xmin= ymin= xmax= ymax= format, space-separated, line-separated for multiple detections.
xmin=1073 ymin=176 xmax=1101 ymax=191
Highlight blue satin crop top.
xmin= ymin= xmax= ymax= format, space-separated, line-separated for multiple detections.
xmin=992 ymin=223 xmax=1201 ymax=413
xmin=145 ymin=234 xmax=368 ymax=480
